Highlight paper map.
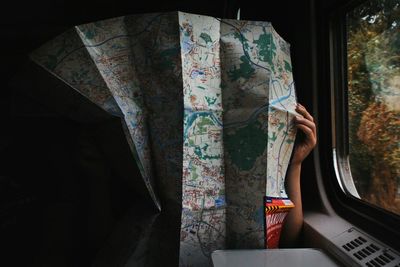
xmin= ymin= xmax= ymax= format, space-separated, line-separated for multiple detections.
xmin=31 ymin=11 xmax=298 ymax=266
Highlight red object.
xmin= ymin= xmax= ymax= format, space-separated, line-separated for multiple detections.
xmin=264 ymin=197 xmax=294 ymax=248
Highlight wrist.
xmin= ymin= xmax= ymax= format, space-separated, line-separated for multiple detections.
xmin=285 ymin=162 xmax=302 ymax=186
xmin=289 ymin=161 xmax=302 ymax=169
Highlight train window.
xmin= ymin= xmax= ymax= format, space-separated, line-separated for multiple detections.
xmin=345 ymin=0 xmax=400 ymax=215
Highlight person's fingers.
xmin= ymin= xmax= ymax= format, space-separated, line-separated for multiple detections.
xmin=294 ymin=116 xmax=316 ymax=135
xmin=296 ymin=104 xmax=314 ymax=122
xmin=295 ymin=116 xmax=316 ymax=133
xmin=296 ymin=124 xmax=317 ymax=146
xmin=295 ymin=104 xmax=316 ymax=137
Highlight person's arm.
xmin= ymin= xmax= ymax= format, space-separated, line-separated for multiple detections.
xmin=279 ymin=103 xmax=317 ymax=247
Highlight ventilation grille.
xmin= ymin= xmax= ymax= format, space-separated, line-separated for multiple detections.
xmin=332 ymin=227 xmax=400 ymax=267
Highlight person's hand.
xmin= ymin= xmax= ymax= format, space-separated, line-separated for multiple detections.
xmin=291 ymin=103 xmax=317 ymax=166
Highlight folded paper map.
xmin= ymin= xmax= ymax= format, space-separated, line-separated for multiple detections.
xmin=31 ymin=11 xmax=298 ymax=266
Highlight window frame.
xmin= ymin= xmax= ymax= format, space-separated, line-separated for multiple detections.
xmin=326 ymin=0 xmax=400 ymax=249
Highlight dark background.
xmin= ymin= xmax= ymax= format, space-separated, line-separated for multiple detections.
xmin=0 ymin=0 xmax=349 ymax=266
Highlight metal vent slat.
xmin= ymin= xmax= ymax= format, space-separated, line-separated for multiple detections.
xmin=331 ymin=228 xmax=400 ymax=267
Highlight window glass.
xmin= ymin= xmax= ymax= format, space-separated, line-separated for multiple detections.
xmin=347 ymin=0 xmax=400 ymax=215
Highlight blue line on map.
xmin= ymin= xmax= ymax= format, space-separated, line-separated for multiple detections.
xmin=183 ymin=110 xmax=223 ymax=139
xmin=270 ymin=80 xmax=294 ymax=106
xmin=212 ymin=17 xmax=295 ymax=129
xmin=216 ymin=18 xmax=271 ymax=72
xmin=224 ymin=103 xmax=268 ymax=128
xmin=54 ymin=13 xmax=165 ymax=68
xmin=224 ymin=81 xmax=294 ymax=129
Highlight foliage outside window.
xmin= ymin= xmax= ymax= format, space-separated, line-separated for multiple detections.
xmin=347 ymin=0 xmax=400 ymax=215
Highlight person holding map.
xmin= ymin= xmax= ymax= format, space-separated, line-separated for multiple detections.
xmin=279 ymin=103 xmax=317 ymax=247
xmin=30 ymin=11 xmax=318 ymax=265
